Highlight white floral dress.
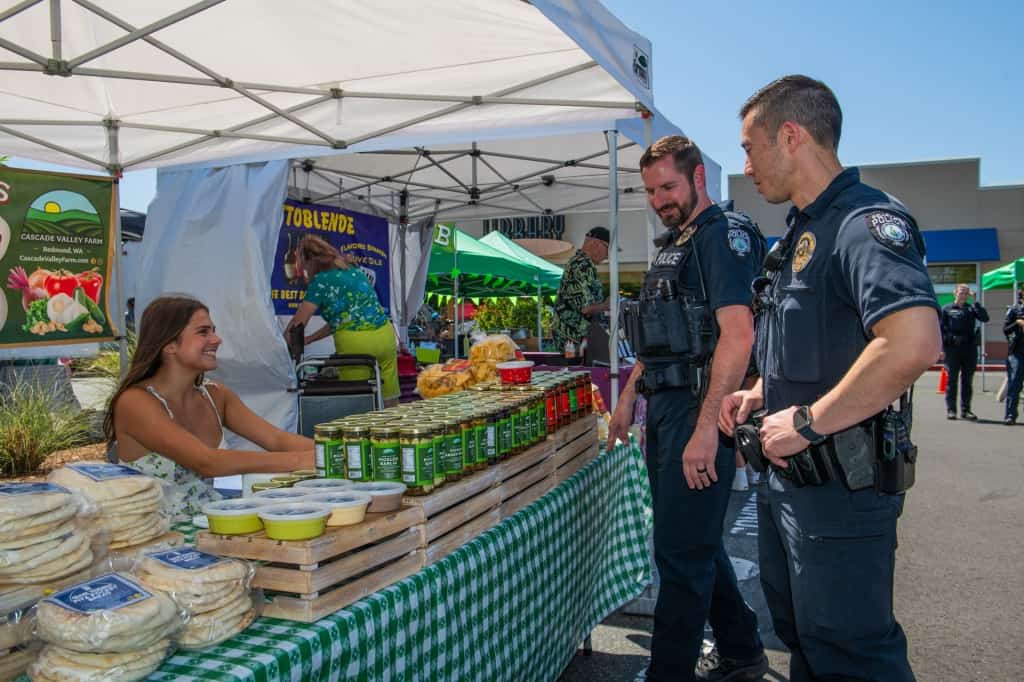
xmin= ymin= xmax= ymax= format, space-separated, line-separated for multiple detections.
xmin=119 ymin=382 xmax=227 ymax=520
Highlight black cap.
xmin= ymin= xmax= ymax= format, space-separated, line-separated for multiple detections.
xmin=585 ymin=226 xmax=611 ymax=245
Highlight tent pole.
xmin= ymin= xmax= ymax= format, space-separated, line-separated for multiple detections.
xmin=106 ymin=120 xmax=127 ymax=379
xmin=537 ymin=282 xmax=543 ymax=349
xmin=606 ymin=130 xmax=620 ymax=410
xmin=643 ymin=115 xmax=657 ymax=266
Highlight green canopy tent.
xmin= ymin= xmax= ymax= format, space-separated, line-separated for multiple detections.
xmin=479 ymin=231 xmax=563 ymax=343
xmin=427 ymin=228 xmax=560 ymax=355
xmin=981 ymin=257 xmax=1024 ymax=292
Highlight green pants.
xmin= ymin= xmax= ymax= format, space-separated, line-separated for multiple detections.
xmin=332 ymin=324 xmax=400 ymax=401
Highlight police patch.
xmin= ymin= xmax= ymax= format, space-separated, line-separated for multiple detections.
xmin=867 ymin=211 xmax=911 ymax=250
xmin=792 ymin=231 xmax=816 ymax=273
xmin=728 ymin=229 xmax=751 ymax=257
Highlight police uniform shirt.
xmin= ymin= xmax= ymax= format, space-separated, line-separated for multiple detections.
xmin=757 ymin=168 xmax=940 ymax=412
xmin=641 ymin=204 xmax=764 ymax=367
xmin=940 ymin=301 xmax=986 ymax=347
xmin=1005 ymin=303 xmax=1024 ymax=354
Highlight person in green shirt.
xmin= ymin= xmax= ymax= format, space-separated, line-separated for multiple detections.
xmin=551 ymin=227 xmax=611 ymax=353
xmin=285 ymin=235 xmax=400 ymax=405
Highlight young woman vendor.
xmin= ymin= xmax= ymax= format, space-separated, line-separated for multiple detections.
xmin=284 ymin=235 xmax=400 ymax=406
xmin=106 ymin=295 xmax=315 ymax=516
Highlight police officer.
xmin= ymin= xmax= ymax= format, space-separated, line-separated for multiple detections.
xmin=608 ymin=135 xmax=767 ymax=682
xmin=719 ymin=75 xmax=941 ymax=682
xmin=1003 ymin=288 xmax=1024 ymax=424
xmin=941 ymin=283 xmax=989 ymax=419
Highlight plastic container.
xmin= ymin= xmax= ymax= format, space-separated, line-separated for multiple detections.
xmin=496 ymin=360 xmax=535 ymax=385
xmin=202 ymin=498 xmax=269 ymax=535
xmin=252 ymin=488 xmax=311 ymax=503
xmin=350 ymin=482 xmax=407 ymax=513
xmin=242 ymin=473 xmax=289 ymax=497
xmin=257 ymin=504 xmax=332 ymax=540
xmin=293 ymin=478 xmax=354 ymax=493
xmin=305 ymin=492 xmax=372 ymax=526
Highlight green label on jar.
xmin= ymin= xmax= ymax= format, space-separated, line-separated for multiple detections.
xmin=510 ymin=413 xmax=520 ymax=448
xmin=463 ymin=428 xmax=476 ymax=469
xmin=535 ymin=404 xmax=545 ymax=438
xmin=346 ymin=440 xmax=371 ymax=481
xmin=374 ymin=442 xmax=401 ymax=482
xmin=402 ymin=442 xmax=433 ymax=486
xmin=323 ymin=439 xmax=345 ymax=478
xmin=474 ymin=425 xmax=488 ymax=464
xmin=433 ymin=437 xmax=445 ymax=483
xmin=569 ymin=389 xmax=578 ymax=413
xmin=485 ymin=424 xmax=497 ymax=460
xmin=446 ymin=434 xmax=462 ymax=474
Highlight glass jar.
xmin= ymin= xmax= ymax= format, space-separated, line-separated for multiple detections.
xmin=370 ymin=425 xmax=402 ymax=483
xmin=483 ymin=408 xmax=498 ymax=466
xmin=557 ymin=379 xmax=571 ymax=427
xmin=313 ymin=423 xmax=345 ymax=478
xmin=497 ymin=405 xmax=512 ymax=461
xmin=458 ymin=412 xmax=476 ymax=475
xmin=443 ymin=417 xmax=463 ymax=482
xmin=472 ymin=411 xmax=489 ymax=470
xmin=400 ymin=424 xmax=434 ymax=495
xmin=342 ymin=424 xmax=372 ymax=482
xmin=543 ymin=386 xmax=557 ymax=436
xmin=517 ymin=398 xmax=532 ymax=450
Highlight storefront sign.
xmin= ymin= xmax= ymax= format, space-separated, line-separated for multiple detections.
xmin=0 ymin=167 xmax=116 ymax=348
xmin=270 ymin=199 xmax=390 ymax=315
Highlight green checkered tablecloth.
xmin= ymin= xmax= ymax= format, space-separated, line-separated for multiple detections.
xmin=152 ymin=440 xmax=651 ymax=681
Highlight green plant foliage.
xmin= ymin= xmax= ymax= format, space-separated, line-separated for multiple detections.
xmin=0 ymin=380 xmax=91 ymax=476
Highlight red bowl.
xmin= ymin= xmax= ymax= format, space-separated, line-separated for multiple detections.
xmin=496 ymin=360 xmax=534 ymax=385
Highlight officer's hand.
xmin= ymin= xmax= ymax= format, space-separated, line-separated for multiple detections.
xmin=606 ymin=400 xmax=633 ymax=450
xmin=682 ymin=433 xmax=718 ymax=491
xmin=759 ymin=406 xmax=810 ymax=467
xmin=718 ymin=390 xmax=763 ymax=436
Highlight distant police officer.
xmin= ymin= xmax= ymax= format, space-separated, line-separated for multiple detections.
xmin=719 ymin=76 xmax=941 ymax=682
xmin=941 ymin=283 xmax=989 ymax=420
xmin=609 ymin=136 xmax=767 ymax=682
xmin=1003 ymin=288 xmax=1024 ymax=424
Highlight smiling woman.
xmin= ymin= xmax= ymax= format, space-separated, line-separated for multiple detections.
xmin=103 ymin=295 xmax=315 ymax=517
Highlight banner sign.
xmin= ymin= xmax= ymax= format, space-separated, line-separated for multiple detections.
xmin=0 ymin=167 xmax=116 ymax=348
xmin=271 ymin=199 xmax=390 ymax=315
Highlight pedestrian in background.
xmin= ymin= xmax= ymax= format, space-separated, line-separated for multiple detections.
xmin=1003 ymin=288 xmax=1024 ymax=424
xmin=940 ymin=283 xmax=988 ymax=420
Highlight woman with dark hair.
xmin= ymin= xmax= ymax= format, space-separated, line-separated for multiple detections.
xmin=106 ymin=295 xmax=314 ymax=516
xmin=285 ymin=235 xmax=400 ymax=405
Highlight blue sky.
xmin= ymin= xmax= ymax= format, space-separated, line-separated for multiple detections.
xmin=603 ymin=0 xmax=1023 ymax=189
xmin=8 ymin=0 xmax=1023 ymax=209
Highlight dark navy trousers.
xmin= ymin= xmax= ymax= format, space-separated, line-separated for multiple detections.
xmin=943 ymin=344 xmax=977 ymax=413
xmin=758 ymin=479 xmax=914 ymax=681
xmin=1006 ymin=352 xmax=1024 ymax=421
xmin=645 ymin=388 xmax=762 ymax=681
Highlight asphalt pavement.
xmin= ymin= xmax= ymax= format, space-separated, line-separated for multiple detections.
xmin=560 ymin=371 xmax=1023 ymax=681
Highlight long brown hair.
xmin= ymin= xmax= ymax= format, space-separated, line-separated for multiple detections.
xmin=103 ymin=295 xmax=209 ymax=445
xmin=297 ymin=234 xmax=347 ymax=280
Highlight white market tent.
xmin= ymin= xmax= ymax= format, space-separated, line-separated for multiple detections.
xmin=0 ymin=0 xmax=716 ymax=425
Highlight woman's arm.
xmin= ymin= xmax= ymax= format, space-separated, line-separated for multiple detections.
xmin=305 ymin=323 xmax=334 ymax=345
xmin=285 ymin=300 xmax=318 ymax=335
xmin=214 ymin=384 xmax=315 ymax=452
xmin=115 ymin=388 xmax=313 ymax=477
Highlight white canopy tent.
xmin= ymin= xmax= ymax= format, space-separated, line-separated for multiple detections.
xmin=0 ymin=0 xmax=716 ymax=421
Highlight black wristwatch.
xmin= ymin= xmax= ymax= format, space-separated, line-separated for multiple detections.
xmin=793 ymin=405 xmax=827 ymax=445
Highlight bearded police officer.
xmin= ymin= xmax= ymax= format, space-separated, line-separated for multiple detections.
xmin=720 ymin=75 xmax=941 ymax=682
xmin=608 ymin=135 xmax=767 ymax=682
xmin=940 ymin=283 xmax=989 ymax=420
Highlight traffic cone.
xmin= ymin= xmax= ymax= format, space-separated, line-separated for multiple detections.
xmin=936 ymin=367 xmax=948 ymax=394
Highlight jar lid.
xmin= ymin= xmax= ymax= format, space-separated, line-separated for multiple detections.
xmin=293 ymin=478 xmax=354 ymax=492
xmin=370 ymin=425 xmax=400 ymax=438
xmin=257 ymin=503 xmax=333 ymax=522
xmin=202 ymin=498 xmax=269 ymax=516
xmin=314 ymin=423 xmax=343 ymax=436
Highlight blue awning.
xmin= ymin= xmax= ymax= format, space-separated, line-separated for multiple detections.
xmin=765 ymin=227 xmax=999 ymax=264
xmin=920 ymin=228 xmax=999 ymax=263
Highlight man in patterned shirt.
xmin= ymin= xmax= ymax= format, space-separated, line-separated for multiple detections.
xmin=552 ymin=227 xmax=611 ymax=352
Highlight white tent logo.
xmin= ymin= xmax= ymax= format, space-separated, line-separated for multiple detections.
xmin=633 ymin=46 xmax=650 ymax=89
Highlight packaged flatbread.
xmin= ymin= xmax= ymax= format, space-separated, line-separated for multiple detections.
xmin=37 ymin=573 xmax=183 ymax=653
xmin=29 ymin=638 xmax=170 ymax=682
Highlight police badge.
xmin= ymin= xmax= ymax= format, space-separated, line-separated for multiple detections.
xmin=792 ymin=232 xmax=816 ymax=272
xmin=728 ymin=228 xmax=751 ymax=256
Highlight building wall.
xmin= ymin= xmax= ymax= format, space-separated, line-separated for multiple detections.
xmin=729 ymin=158 xmax=1024 ymax=360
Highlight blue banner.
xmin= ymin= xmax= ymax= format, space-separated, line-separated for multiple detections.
xmin=271 ymin=199 xmax=390 ymax=316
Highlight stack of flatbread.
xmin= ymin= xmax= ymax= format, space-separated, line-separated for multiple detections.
xmin=49 ymin=464 xmax=168 ymax=550
xmin=31 ymin=572 xmax=181 ymax=681
xmin=136 ymin=547 xmax=256 ymax=650
xmin=0 ymin=482 xmax=93 ymax=585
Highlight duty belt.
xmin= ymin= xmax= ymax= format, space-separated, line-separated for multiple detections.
xmin=636 ymin=363 xmax=698 ymax=398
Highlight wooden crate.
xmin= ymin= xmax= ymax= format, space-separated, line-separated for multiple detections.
xmin=196 ymin=506 xmax=424 ymax=623
xmin=552 ymin=416 xmax=600 ymax=484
